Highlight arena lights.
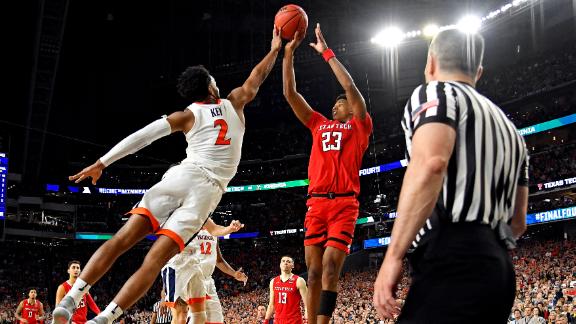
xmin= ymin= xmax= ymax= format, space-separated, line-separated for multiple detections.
xmin=457 ymin=15 xmax=482 ymax=34
xmin=371 ymin=0 xmax=539 ymax=45
xmin=370 ymin=27 xmax=407 ymax=48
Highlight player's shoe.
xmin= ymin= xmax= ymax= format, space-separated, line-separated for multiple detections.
xmin=86 ymin=316 xmax=110 ymax=324
xmin=51 ymin=296 xmax=75 ymax=324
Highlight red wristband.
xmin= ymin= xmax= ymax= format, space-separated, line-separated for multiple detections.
xmin=322 ymin=48 xmax=335 ymax=62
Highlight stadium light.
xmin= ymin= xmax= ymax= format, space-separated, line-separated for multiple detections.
xmin=423 ymin=24 xmax=439 ymax=37
xmin=457 ymin=15 xmax=482 ymax=34
xmin=371 ymin=27 xmax=405 ymax=48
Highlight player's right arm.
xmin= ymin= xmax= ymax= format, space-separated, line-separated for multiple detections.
xmin=15 ymin=301 xmax=26 ymax=323
xmin=264 ymin=279 xmax=275 ymax=321
xmin=204 ymin=218 xmax=244 ymax=237
xmin=282 ymin=31 xmax=315 ymax=125
xmin=68 ymin=110 xmax=194 ymax=185
xmin=227 ymin=27 xmax=282 ymax=110
xmin=55 ymin=284 xmax=65 ymax=306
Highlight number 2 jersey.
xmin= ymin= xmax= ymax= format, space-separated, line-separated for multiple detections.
xmin=272 ymin=275 xmax=302 ymax=321
xmin=182 ymin=99 xmax=245 ymax=189
xmin=306 ymin=112 xmax=372 ymax=195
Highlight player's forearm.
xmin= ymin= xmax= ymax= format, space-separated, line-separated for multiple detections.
xmin=327 ymin=58 xmax=367 ymax=117
xmin=208 ymin=224 xmax=233 ymax=237
xmin=99 ymin=118 xmax=172 ymax=167
xmin=386 ymin=159 xmax=445 ymax=261
xmin=282 ymin=53 xmax=298 ymax=97
xmin=265 ymin=306 xmax=274 ymax=319
xmin=249 ymin=48 xmax=280 ymax=90
xmin=216 ymin=260 xmax=236 ymax=277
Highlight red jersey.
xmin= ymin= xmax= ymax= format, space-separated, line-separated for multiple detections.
xmin=20 ymin=299 xmax=42 ymax=324
xmin=62 ymin=281 xmax=101 ymax=324
xmin=272 ymin=274 xmax=302 ymax=321
xmin=306 ymin=112 xmax=372 ymax=195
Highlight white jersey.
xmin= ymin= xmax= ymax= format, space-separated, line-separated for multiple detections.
xmin=182 ymin=99 xmax=245 ymax=189
xmin=192 ymin=229 xmax=219 ymax=278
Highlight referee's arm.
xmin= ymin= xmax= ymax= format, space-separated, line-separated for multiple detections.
xmin=511 ymin=150 xmax=530 ymax=239
xmin=374 ymin=122 xmax=456 ymax=317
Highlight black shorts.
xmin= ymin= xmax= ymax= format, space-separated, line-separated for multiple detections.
xmin=398 ymin=222 xmax=516 ymax=324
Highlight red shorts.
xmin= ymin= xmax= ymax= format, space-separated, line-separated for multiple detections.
xmin=273 ymin=317 xmax=303 ymax=324
xmin=304 ymin=197 xmax=359 ymax=253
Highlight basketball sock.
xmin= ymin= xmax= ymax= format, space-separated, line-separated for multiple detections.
xmin=99 ymin=302 xmax=124 ymax=322
xmin=68 ymin=278 xmax=91 ymax=307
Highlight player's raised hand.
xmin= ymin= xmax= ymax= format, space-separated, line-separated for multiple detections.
xmin=285 ymin=30 xmax=305 ymax=53
xmin=309 ymin=23 xmax=328 ymax=54
xmin=227 ymin=220 xmax=245 ymax=233
xmin=271 ymin=26 xmax=282 ymax=53
xmin=234 ymin=267 xmax=248 ymax=286
xmin=68 ymin=160 xmax=105 ymax=185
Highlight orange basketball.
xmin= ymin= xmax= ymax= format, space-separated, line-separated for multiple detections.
xmin=274 ymin=4 xmax=308 ymax=40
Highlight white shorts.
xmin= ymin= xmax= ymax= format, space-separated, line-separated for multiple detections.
xmin=128 ymin=162 xmax=223 ymax=251
xmin=161 ymin=256 xmax=206 ymax=305
xmin=204 ymin=277 xmax=224 ymax=323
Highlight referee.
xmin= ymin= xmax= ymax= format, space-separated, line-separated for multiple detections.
xmin=373 ymin=28 xmax=529 ymax=323
xmin=151 ymin=290 xmax=172 ymax=324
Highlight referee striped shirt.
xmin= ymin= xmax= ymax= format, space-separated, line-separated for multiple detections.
xmin=401 ymin=81 xmax=529 ymax=248
xmin=152 ymin=300 xmax=172 ymax=324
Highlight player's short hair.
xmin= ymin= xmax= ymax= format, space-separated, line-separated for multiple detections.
xmin=29 ymin=288 xmax=37 ymax=293
xmin=177 ymin=65 xmax=212 ymax=102
xmin=429 ymin=28 xmax=484 ymax=79
xmin=280 ymin=255 xmax=294 ymax=262
xmin=336 ymin=94 xmax=347 ymax=102
xmin=68 ymin=260 xmax=81 ymax=269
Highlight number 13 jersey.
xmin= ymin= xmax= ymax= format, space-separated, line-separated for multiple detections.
xmin=183 ymin=99 xmax=245 ymax=189
xmin=306 ymin=112 xmax=372 ymax=196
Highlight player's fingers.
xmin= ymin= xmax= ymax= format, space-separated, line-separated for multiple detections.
xmin=74 ymin=174 xmax=86 ymax=183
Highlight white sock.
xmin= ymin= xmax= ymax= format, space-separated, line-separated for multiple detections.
xmin=68 ymin=278 xmax=91 ymax=307
xmin=188 ymin=311 xmax=206 ymax=324
xmin=99 ymin=302 xmax=124 ymax=322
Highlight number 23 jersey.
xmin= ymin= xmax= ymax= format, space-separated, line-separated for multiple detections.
xmin=306 ymin=112 xmax=372 ymax=196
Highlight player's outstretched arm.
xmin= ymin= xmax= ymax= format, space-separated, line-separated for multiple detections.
xmin=215 ymin=243 xmax=248 ymax=285
xmin=296 ymin=277 xmax=308 ymax=320
xmin=15 ymin=301 xmax=25 ymax=323
xmin=264 ymin=279 xmax=275 ymax=321
xmin=68 ymin=110 xmax=194 ymax=185
xmin=204 ymin=218 xmax=244 ymax=237
xmin=228 ymin=27 xmax=282 ymax=110
xmin=309 ymin=23 xmax=367 ymax=120
xmin=282 ymin=31 xmax=315 ymax=125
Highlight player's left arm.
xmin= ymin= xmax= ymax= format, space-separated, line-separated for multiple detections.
xmin=296 ymin=277 xmax=308 ymax=320
xmin=215 ymin=243 xmax=248 ymax=285
xmin=37 ymin=302 xmax=45 ymax=321
xmin=204 ymin=218 xmax=245 ymax=237
xmin=86 ymin=293 xmax=101 ymax=314
xmin=227 ymin=27 xmax=282 ymax=110
xmin=309 ymin=23 xmax=367 ymax=120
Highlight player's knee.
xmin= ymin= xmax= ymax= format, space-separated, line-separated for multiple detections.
xmin=322 ymin=259 xmax=340 ymax=284
xmin=307 ymin=265 xmax=322 ymax=286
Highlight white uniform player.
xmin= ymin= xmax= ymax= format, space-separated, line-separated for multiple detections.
xmin=192 ymin=230 xmax=223 ymax=323
xmin=128 ymin=99 xmax=244 ymax=251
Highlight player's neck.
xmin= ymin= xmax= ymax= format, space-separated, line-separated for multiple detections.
xmin=432 ymin=72 xmax=477 ymax=88
xmin=28 ymin=298 xmax=36 ymax=304
xmin=280 ymin=272 xmax=293 ymax=280
xmin=68 ymin=277 xmax=77 ymax=284
xmin=202 ymin=95 xmax=220 ymax=104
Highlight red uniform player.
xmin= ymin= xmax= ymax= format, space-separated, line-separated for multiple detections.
xmin=265 ymin=256 xmax=308 ymax=324
xmin=16 ymin=289 xmax=45 ymax=324
xmin=56 ymin=261 xmax=101 ymax=324
xmin=282 ymin=23 xmax=372 ymax=324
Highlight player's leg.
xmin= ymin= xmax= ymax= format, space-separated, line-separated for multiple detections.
xmin=170 ymin=299 xmax=188 ymax=324
xmin=204 ymin=278 xmax=224 ymax=324
xmin=304 ymin=245 xmax=324 ymax=324
xmin=88 ymin=235 xmax=179 ymax=324
xmin=317 ymin=247 xmax=346 ymax=324
xmin=52 ymin=214 xmax=153 ymax=324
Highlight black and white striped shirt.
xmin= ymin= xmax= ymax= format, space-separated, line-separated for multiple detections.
xmin=401 ymin=81 xmax=529 ymax=247
xmin=152 ymin=300 xmax=172 ymax=324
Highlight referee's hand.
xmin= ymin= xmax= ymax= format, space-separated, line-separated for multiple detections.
xmin=373 ymin=256 xmax=402 ymax=319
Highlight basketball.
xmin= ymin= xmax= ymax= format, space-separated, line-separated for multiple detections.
xmin=274 ymin=4 xmax=308 ymax=40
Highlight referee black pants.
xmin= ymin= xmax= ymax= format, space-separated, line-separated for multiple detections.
xmin=398 ymin=222 xmax=516 ymax=324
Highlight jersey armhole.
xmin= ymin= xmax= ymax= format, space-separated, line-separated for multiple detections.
xmin=225 ymin=99 xmax=246 ymax=127
xmin=184 ymin=105 xmax=200 ymax=136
